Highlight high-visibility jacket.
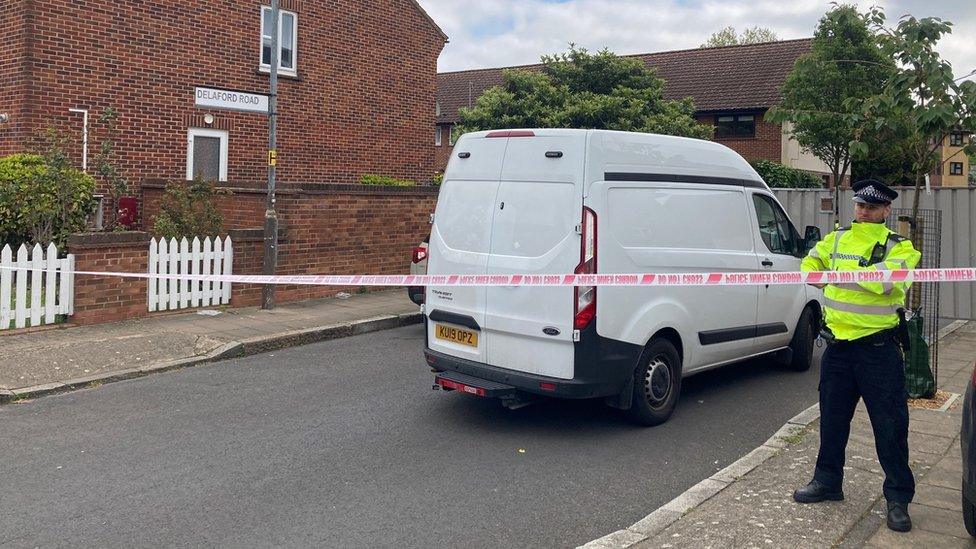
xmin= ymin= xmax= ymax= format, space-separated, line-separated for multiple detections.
xmin=801 ymin=221 xmax=921 ymax=341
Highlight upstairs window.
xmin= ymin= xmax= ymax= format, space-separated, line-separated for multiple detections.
xmin=949 ymin=132 xmax=964 ymax=146
xmin=950 ymin=162 xmax=964 ymax=176
xmin=714 ymin=113 xmax=756 ymax=139
xmin=261 ymin=7 xmax=297 ymax=75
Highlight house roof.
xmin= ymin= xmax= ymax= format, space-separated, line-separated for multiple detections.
xmin=437 ymin=38 xmax=813 ymax=124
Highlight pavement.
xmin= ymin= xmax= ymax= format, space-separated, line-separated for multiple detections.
xmin=0 ymin=290 xmax=421 ymax=401
xmin=1 ymin=291 xmax=973 ymax=547
xmin=584 ymin=319 xmax=976 ymax=549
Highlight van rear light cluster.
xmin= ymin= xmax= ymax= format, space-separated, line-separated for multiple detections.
xmin=412 ymin=246 xmax=428 ymax=264
xmin=574 ymin=206 xmax=597 ymax=330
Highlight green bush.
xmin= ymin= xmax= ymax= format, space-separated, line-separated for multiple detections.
xmin=0 ymin=152 xmax=96 ymax=248
xmin=152 ymin=176 xmax=224 ymax=239
xmin=359 ymin=174 xmax=415 ymax=186
xmin=750 ymin=159 xmax=824 ymax=188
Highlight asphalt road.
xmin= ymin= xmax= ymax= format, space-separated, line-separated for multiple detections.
xmin=0 ymin=325 xmax=822 ymax=548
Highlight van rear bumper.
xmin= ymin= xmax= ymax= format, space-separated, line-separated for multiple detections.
xmin=424 ymin=324 xmax=640 ymax=399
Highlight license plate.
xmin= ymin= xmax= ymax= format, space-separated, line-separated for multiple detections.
xmin=435 ymin=324 xmax=478 ymax=347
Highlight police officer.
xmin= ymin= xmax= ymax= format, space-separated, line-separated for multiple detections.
xmin=793 ymin=179 xmax=921 ymax=533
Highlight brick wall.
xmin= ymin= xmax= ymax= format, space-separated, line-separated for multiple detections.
xmin=0 ymin=0 xmax=30 ymax=156
xmin=62 ymin=183 xmax=438 ymax=326
xmin=3 ymin=0 xmax=445 ymax=196
xmin=143 ymin=182 xmax=438 ymax=302
xmin=698 ymin=111 xmax=782 ymax=163
xmin=68 ymin=232 xmax=151 ymax=325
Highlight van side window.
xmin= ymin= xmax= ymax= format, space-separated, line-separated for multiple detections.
xmin=752 ymin=195 xmax=799 ymax=256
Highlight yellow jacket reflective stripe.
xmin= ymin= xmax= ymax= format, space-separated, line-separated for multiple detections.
xmin=801 ymin=221 xmax=921 ymax=341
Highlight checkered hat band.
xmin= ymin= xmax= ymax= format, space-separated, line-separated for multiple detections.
xmin=857 ymin=185 xmax=887 ymax=200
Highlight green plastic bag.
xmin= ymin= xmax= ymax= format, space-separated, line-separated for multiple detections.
xmin=904 ymin=313 xmax=935 ymax=399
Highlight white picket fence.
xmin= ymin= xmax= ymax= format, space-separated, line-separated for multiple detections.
xmin=1 ymin=243 xmax=75 ymax=330
xmin=148 ymin=236 xmax=233 ymax=312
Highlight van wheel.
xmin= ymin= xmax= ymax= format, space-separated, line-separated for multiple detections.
xmin=788 ymin=307 xmax=816 ymax=372
xmin=627 ymin=338 xmax=681 ymax=426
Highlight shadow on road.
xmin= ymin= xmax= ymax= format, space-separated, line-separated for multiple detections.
xmin=426 ymin=351 xmax=821 ymax=436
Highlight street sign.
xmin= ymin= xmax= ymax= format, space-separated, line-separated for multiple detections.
xmin=268 ymin=150 xmax=277 ymax=166
xmin=194 ymin=87 xmax=269 ymax=114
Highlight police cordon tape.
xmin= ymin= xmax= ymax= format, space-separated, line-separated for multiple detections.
xmin=1 ymin=265 xmax=974 ymax=286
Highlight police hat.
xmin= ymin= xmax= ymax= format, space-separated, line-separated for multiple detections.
xmin=851 ymin=178 xmax=897 ymax=204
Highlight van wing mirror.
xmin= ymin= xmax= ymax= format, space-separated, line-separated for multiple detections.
xmin=803 ymin=225 xmax=822 ymax=253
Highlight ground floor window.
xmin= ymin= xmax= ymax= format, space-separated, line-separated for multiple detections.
xmin=950 ymin=162 xmax=964 ymax=176
xmin=186 ymin=128 xmax=228 ymax=182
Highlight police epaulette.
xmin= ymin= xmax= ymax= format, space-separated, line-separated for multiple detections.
xmin=887 ymin=233 xmax=908 ymax=243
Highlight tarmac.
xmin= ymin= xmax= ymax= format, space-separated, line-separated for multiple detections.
xmin=1 ymin=291 xmax=973 ymax=547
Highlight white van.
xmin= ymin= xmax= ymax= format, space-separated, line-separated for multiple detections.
xmin=424 ymin=129 xmax=822 ymax=425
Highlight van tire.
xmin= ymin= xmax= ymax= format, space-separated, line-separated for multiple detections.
xmin=788 ymin=307 xmax=816 ymax=372
xmin=627 ymin=338 xmax=682 ymax=426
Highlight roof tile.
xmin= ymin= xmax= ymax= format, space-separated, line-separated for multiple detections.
xmin=437 ymin=38 xmax=812 ymax=124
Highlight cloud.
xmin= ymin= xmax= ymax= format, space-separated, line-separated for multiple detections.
xmin=418 ymin=0 xmax=976 ymax=79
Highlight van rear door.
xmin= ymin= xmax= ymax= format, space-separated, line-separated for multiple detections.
xmin=425 ymin=137 xmax=508 ymax=364
xmin=483 ymin=134 xmax=586 ymax=380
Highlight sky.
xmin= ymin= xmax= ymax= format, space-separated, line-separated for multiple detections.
xmin=417 ymin=0 xmax=976 ymax=80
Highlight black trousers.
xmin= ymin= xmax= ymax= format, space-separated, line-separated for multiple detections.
xmin=813 ymin=334 xmax=915 ymax=504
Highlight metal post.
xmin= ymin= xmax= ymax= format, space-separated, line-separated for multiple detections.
xmin=68 ymin=108 xmax=89 ymax=172
xmin=262 ymin=0 xmax=279 ymax=310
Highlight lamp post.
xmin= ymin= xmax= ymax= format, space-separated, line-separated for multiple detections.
xmin=262 ymin=0 xmax=279 ymax=310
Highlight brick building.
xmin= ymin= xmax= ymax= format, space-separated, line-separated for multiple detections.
xmin=435 ymin=39 xmax=837 ymax=183
xmin=0 ymin=0 xmax=447 ymax=225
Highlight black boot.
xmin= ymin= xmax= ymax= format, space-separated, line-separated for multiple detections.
xmin=793 ymin=480 xmax=844 ymax=503
xmin=886 ymin=501 xmax=912 ymax=532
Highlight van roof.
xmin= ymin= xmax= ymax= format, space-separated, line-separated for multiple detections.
xmin=460 ymin=129 xmax=769 ymax=192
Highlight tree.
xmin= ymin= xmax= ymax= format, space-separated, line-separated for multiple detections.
xmin=93 ymin=107 xmax=130 ymax=230
xmin=859 ymin=10 xmax=976 ymax=236
xmin=767 ymin=5 xmax=893 ymax=226
xmin=701 ymin=26 xmax=779 ymax=48
xmin=456 ymin=46 xmax=712 ymax=140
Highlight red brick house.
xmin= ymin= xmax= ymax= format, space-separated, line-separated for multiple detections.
xmin=0 ymin=0 xmax=447 ymax=225
xmin=435 ymin=39 xmax=834 ymax=183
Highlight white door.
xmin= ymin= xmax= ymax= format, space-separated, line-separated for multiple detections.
xmin=483 ymin=135 xmax=585 ymax=380
xmin=749 ymin=192 xmax=807 ymax=352
xmin=425 ymin=137 xmax=508 ymax=364
xmin=595 ymin=184 xmax=761 ymax=369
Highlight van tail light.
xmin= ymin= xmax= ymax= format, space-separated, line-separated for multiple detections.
xmin=574 ymin=207 xmax=597 ymax=330
xmin=412 ymin=246 xmax=428 ymax=264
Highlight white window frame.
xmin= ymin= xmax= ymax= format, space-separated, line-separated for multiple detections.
xmin=186 ymin=128 xmax=229 ymax=182
xmin=260 ymin=6 xmax=298 ymax=76
xmin=435 ymin=126 xmax=442 ymax=146
xmin=448 ymin=125 xmax=456 ymax=146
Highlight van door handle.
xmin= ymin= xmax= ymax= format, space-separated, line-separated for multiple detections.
xmin=761 ymin=259 xmax=773 ymax=267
